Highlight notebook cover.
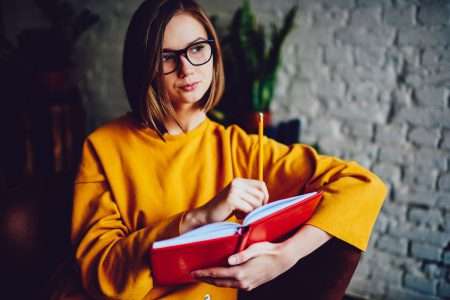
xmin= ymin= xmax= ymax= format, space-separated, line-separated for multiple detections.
xmin=150 ymin=233 xmax=241 ymax=286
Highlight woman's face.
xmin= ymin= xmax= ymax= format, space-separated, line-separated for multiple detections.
xmin=161 ymin=13 xmax=213 ymax=110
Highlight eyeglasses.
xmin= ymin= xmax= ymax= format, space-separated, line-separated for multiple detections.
xmin=161 ymin=39 xmax=214 ymax=75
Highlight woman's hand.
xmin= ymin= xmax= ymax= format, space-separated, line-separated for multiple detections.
xmin=179 ymin=178 xmax=269 ymax=233
xmin=191 ymin=225 xmax=332 ymax=291
xmin=201 ymin=178 xmax=269 ymax=223
xmin=191 ymin=241 xmax=296 ymax=291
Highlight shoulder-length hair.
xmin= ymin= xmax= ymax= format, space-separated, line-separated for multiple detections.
xmin=122 ymin=0 xmax=224 ymax=137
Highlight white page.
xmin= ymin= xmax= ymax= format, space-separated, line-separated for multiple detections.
xmin=153 ymin=221 xmax=240 ymax=249
xmin=243 ymin=192 xmax=317 ymax=225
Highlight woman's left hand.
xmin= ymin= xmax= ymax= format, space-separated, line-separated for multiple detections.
xmin=191 ymin=241 xmax=297 ymax=291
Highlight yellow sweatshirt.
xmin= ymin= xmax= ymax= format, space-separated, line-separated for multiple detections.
xmin=71 ymin=113 xmax=387 ymax=300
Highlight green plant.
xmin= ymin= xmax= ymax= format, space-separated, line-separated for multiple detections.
xmin=224 ymin=0 xmax=298 ymax=112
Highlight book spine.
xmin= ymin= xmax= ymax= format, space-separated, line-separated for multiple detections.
xmin=237 ymin=226 xmax=250 ymax=252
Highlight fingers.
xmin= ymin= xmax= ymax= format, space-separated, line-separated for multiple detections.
xmin=192 ymin=264 xmax=259 ymax=291
xmin=228 ymin=242 xmax=276 ymax=265
xmin=232 ymin=178 xmax=270 ymax=206
xmin=192 ymin=267 xmax=249 ymax=290
xmin=238 ymin=192 xmax=262 ymax=210
xmin=191 ymin=267 xmax=235 ymax=279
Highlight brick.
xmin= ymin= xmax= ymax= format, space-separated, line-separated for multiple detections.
xmin=375 ymin=123 xmax=408 ymax=144
xmin=341 ymin=119 xmax=374 ymax=141
xmin=387 ymin=285 xmax=441 ymax=300
xmin=353 ymin=261 xmax=371 ymax=278
xmin=349 ymin=78 xmax=380 ymax=103
xmin=376 ymin=235 xmax=408 ymax=255
xmin=438 ymin=281 xmax=450 ymax=298
xmin=423 ymin=263 xmax=446 ymax=279
xmin=371 ymin=213 xmax=389 ymax=232
xmin=335 ymin=63 xmax=397 ymax=90
xmin=373 ymin=163 xmax=401 ymax=186
xmin=350 ymin=5 xmax=381 ymax=28
xmin=347 ymin=277 xmax=385 ymax=299
xmin=311 ymin=78 xmax=346 ymax=99
xmin=394 ymin=106 xmax=450 ymax=128
xmin=417 ymin=0 xmax=450 ymax=27
xmin=408 ymin=126 xmax=440 ymax=147
xmin=378 ymin=144 xmax=414 ymax=164
xmin=330 ymin=98 xmax=391 ymax=123
xmin=381 ymin=201 xmax=407 ymax=220
xmin=307 ymin=117 xmax=342 ymax=140
xmin=336 ymin=23 xmax=396 ymax=49
xmin=422 ymin=47 xmax=450 ymax=76
xmin=385 ymin=47 xmax=407 ymax=75
xmin=403 ymin=166 xmax=439 ymax=190
xmin=404 ymin=274 xmax=438 ymax=294
xmin=411 ymin=148 xmax=449 ymax=171
xmin=408 ymin=207 xmax=443 ymax=228
xmin=438 ymin=173 xmax=450 ymax=192
xmin=323 ymin=0 xmax=356 ymax=10
xmin=397 ymin=188 xmax=438 ymax=206
xmin=392 ymin=84 xmax=414 ymax=106
xmin=372 ymin=266 xmax=403 ymax=285
xmin=312 ymin=6 xmax=348 ymax=28
xmin=410 ymin=242 xmax=443 ymax=261
xmin=324 ymin=43 xmax=353 ymax=66
xmin=415 ymin=86 xmax=447 ymax=109
xmin=287 ymin=84 xmax=321 ymax=117
xmin=389 ymin=224 xmax=450 ymax=247
xmin=436 ymin=193 xmax=450 ymax=209
xmin=444 ymin=251 xmax=450 ymax=265
xmin=398 ymin=26 xmax=450 ymax=47
xmin=383 ymin=3 xmax=416 ymax=27
xmin=445 ymin=212 xmax=450 ymax=230
xmin=294 ymin=19 xmax=334 ymax=45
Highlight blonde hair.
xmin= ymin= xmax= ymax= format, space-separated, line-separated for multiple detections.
xmin=123 ymin=0 xmax=224 ymax=138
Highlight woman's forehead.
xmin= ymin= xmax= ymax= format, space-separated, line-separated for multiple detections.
xmin=162 ymin=12 xmax=208 ymax=50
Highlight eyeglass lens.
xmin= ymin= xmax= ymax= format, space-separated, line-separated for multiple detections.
xmin=162 ymin=41 xmax=213 ymax=75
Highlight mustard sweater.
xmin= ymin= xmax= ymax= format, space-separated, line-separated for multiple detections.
xmin=71 ymin=113 xmax=387 ymax=300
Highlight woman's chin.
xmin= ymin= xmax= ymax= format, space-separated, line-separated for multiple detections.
xmin=177 ymin=91 xmax=206 ymax=104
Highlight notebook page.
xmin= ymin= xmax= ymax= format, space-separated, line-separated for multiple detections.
xmin=153 ymin=221 xmax=239 ymax=248
xmin=243 ymin=192 xmax=318 ymax=225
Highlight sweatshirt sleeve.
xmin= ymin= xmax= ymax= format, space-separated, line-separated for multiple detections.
xmin=71 ymin=140 xmax=184 ymax=299
xmin=230 ymin=126 xmax=387 ymax=251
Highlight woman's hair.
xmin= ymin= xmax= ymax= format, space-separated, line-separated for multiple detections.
xmin=123 ymin=0 xmax=224 ymax=136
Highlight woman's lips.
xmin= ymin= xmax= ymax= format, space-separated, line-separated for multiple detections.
xmin=179 ymin=82 xmax=199 ymax=92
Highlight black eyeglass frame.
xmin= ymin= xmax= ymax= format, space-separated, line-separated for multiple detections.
xmin=161 ymin=39 xmax=215 ymax=75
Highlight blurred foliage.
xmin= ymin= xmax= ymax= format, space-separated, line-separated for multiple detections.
xmin=217 ymin=0 xmax=298 ymax=119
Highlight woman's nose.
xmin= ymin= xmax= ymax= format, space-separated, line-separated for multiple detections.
xmin=178 ymin=55 xmax=194 ymax=77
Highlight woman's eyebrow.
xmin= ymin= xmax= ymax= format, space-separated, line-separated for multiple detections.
xmin=162 ymin=37 xmax=206 ymax=52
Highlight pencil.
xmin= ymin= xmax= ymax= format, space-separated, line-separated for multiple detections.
xmin=258 ymin=112 xmax=264 ymax=181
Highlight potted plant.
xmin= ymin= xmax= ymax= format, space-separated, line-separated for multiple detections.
xmin=215 ymin=0 xmax=298 ymax=133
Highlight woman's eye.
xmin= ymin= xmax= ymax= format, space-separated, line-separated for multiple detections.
xmin=191 ymin=45 xmax=205 ymax=53
xmin=162 ymin=54 xmax=175 ymax=62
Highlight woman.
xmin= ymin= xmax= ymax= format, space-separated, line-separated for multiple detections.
xmin=71 ymin=0 xmax=387 ymax=299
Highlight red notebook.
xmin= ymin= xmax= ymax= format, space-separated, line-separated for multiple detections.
xmin=150 ymin=191 xmax=323 ymax=286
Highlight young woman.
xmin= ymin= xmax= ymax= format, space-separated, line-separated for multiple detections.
xmin=70 ymin=0 xmax=387 ymax=299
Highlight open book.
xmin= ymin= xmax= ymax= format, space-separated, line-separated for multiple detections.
xmin=150 ymin=191 xmax=323 ymax=286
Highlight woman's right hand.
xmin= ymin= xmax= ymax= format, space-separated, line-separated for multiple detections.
xmin=201 ymin=178 xmax=269 ymax=223
xmin=180 ymin=178 xmax=269 ymax=233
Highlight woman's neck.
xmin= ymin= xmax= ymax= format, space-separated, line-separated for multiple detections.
xmin=164 ymin=106 xmax=206 ymax=135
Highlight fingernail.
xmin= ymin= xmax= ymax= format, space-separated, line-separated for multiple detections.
xmin=228 ymin=256 xmax=237 ymax=265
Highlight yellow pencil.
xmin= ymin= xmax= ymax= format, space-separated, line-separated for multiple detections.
xmin=258 ymin=112 xmax=264 ymax=181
